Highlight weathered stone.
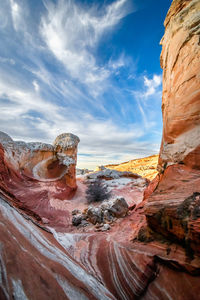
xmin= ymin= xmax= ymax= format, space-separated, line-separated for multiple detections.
xmin=80 ymin=220 xmax=89 ymax=227
xmin=87 ymin=207 xmax=103 ymax=224
xmin=101 ymin=224 xmax=110 ymax=231
xmin=72 ymin=215 xmax=83 ymax=226
xmin=108 ymin=197 xmax=129 ymax=218
xmin=72 ymin=209 xmax=81 ymax=215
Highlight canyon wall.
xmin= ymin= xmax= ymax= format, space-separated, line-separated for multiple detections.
xmin=158 ymin=0 xmax=200 ymax=171
xmin=145 ymin=0 xmax=200 ymax=256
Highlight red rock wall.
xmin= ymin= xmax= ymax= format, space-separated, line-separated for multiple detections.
xmin=158 ymin=0 xmax=200 ymax=172
xmin=145 ymin=0 xmax=200 ymax=257
xmin=0 ymin=132 xmax=80 ymax=201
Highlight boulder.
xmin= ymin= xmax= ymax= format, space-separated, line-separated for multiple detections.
xmin=84 ymin=197 xmax=129 ymax=225
xmin=101 ymin=224 xmax=110 ymax=231
xmin=87 ymin=207 xmax=103 ymax=225
xmin=72 ymin=215 xmax=83 ymax=226
xmin=108 ymin=197 xmax=129 ymax=218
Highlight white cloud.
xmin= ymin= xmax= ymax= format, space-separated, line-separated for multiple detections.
xmin=9 ymin=0 xmax=21 ymax=31
xmin=0 ymin=70 xmax=159 ymax=169
xmin=0 ymin=56 xmax=15 ymax=65
xmin=32 ymin=80 xmax=40 ymax=92
xmin=108 ymin=53 xmax=126 ymax=70
xmin=40 ymin=0 xmax=132 ymax=88
xmin=143 ymin=74 xmax=162 ymax=98
xmin=131 ymin=73 xmax=162 ymax=129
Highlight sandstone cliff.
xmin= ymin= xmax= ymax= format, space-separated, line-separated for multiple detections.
xmin=145 ymin=0 xmax=200 ymax=257
xmin=104 ymin=154 xmax=158 ymax=180
xmin=158 ymin=0 xmax=200 ymax=171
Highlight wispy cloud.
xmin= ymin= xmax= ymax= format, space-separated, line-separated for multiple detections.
xmin=131 ymin=74 xmax=162 ymax=129
xmin=40 ymin=0 xmax=133 ymax=90
xmin=143 ymin=74 xmax=162 ymax=98
xmin=0 ymin=0 xmax=162 ymax=169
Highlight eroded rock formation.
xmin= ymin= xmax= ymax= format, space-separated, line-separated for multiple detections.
xmin=158 ymin=0 xmax=200 ymax=171
xmin=0 ymin=131 xmax=80 ymax=224
xmin=145 ymin=0 xmax=200 ymax=257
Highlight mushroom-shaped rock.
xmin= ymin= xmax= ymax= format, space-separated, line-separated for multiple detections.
xmin=53 ymin=133 xmax=80 ymax=151
xmin=53 ymin=133 xmax=80 ymax=190
xmin=0 ymin=131 xmax=80 ymax=201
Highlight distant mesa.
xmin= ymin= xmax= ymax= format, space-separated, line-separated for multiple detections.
xmin=102 ymin=154 xmax=159 ymax=180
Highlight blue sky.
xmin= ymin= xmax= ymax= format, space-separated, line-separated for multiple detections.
xmin=0 ymin=0 xmax=172 ymax=169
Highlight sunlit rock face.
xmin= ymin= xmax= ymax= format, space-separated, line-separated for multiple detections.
xmin=54 ymin=133 xmax=80 ymax=189
xmin=145 ymin=0 xmax=200 ymax=256
xmin=158 ymin=0 xmax=200 ymax=171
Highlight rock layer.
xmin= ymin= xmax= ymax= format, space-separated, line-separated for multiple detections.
xmin=104 ymin=155 xmax=158 ymax=180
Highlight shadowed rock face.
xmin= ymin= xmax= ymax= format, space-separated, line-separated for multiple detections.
xmin=145 ymin=0 xmax=200 ymax=257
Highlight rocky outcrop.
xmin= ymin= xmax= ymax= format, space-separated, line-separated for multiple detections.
xmin=86 ymin=167 xmax=148 ymax=182
xmin=53 ymin=133 xmax=80 ymax=189
xmin=145 ymin=0 xmax=200 ymax=257
xmin=0 ymin=131 xmax=80 ymax=228
xmin=158 ymin=0 xmax=200 ymax=171
xmin=104 ymin=154 xmax=158 ymax=180
xmin=72 ymin=197 xmax=129 ymax=226
xmin=0 ymin=131 xmax=79 ymax=188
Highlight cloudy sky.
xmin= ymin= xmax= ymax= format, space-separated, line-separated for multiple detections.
xmin=0 ymin=0 xmax=171 ymax=169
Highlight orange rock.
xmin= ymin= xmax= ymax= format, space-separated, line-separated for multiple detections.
xmin=145 ymin=0 xmax=200 ymax=257
xmin=104 ymin=154 xmax=158 ymax=180
xmin=158 ymin=0 xmax=200 ymax=171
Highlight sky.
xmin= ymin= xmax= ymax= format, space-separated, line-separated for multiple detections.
xmin=0 ymin=0 xmax=172 ymax=169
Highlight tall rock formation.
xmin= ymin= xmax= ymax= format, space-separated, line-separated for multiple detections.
xmin=0 ymin=132 xmax=80 ymax=226
xmin=158 ymin=0 xmax=200 ymax=171
xmin=145 ymin=0 xmax=200 ymax=256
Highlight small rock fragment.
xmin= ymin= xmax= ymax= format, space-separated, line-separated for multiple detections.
xmin=72 ymin=209 xmax=81 ymax=215
xmin=101 ymin=224 xmax=110 ymax=231
xmin=72 ymin=215 xmax=82 ymax=226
